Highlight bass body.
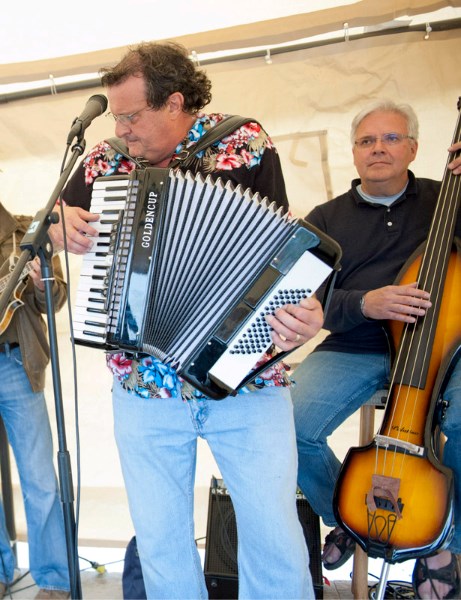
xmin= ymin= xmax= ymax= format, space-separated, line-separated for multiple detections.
xmin=334 ymin=243 xmax=460 ymax=562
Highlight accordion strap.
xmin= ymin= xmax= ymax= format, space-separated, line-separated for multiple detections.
xmin=105 ymin=138 xmax=146 ymax=168
xmin=105 ymin=114 xmax=256 ymax=169
xmin=170 ymin=115 xmax=256 ymax=168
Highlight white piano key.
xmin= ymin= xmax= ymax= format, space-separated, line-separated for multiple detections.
xmin=74 ymin=293 xmax=106 ymax=310
xmin=71 ymin=327 xmax=107 ymax=345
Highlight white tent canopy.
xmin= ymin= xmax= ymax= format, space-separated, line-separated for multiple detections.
xmin=1 ymin=0 xmax=460 ymax=85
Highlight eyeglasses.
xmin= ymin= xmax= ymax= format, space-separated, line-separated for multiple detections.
xmin=106 ymin=105 xmax=153 ymax=125
xmin=354 ymin=133 xmax=414 ymax=149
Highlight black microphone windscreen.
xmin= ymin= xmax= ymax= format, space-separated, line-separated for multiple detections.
xmin=89 ymin=94 xmax=108 ymax=113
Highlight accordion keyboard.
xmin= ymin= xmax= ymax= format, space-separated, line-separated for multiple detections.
xmin=72 ymin=177 xmax=129 ymax=345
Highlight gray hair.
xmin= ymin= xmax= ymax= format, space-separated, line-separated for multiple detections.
xmin=350 ymin=99 xmax=419 ymax=145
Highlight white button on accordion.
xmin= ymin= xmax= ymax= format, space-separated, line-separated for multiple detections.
xmin=72 ymin=168 xmax=341 ymax=399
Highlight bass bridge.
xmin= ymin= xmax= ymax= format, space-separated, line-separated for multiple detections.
xmin=365 ymin=473 xmax=405 ymax=546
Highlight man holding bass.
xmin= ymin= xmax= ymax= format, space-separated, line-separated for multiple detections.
xmin=292 ymin=99 xmax=461 ymax=599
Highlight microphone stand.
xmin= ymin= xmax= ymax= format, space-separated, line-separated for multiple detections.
xmin=0 ymin=138 xmax=86 ymax=599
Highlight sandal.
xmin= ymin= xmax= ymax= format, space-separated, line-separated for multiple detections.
xmin=321 ymin=526 xmax=356 ymax=571
xmin=412 ymin=553 xmax=461 ymax=599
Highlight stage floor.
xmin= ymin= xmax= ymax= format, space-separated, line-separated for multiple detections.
xmin=3 ymin=542 xmax=415 ymax=599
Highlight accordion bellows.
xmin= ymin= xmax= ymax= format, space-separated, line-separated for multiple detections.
xmin=73 ymin=168 xmax=341 ymax=398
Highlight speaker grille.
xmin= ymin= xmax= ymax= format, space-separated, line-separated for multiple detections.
xmin=204 ymin=491 xmax=238 ymax=575
xmin=297 ymin=493 xmax=323 ymax=590
xmin=204 ymin=477 xmax=323 ymax=599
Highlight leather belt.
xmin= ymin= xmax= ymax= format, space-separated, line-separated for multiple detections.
xmin=0 ymin=342 xmax=19 ymax=353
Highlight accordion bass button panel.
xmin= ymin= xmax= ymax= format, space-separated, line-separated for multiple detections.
xmin=207 ymin=248 xmax=334 ymax=392
xmin=231 ymin=288 xmax=305 ymax=355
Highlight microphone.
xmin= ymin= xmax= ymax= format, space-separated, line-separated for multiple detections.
xmin=67 ymin=94 xmax=108 ymax=143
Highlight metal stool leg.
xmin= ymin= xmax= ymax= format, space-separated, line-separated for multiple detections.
xmin=351 ymin=403 xmax=375 ymax=599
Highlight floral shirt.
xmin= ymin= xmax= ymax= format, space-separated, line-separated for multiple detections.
xmin=63 ymin=112 xmax=293 ymax=400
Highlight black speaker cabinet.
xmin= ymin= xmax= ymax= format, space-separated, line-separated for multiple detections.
xmin=204 ymin=477 xmax=323 ymax=599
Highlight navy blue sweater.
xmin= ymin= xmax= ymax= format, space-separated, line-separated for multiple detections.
xmin=307 ymin=170 xmax=460 ymax=354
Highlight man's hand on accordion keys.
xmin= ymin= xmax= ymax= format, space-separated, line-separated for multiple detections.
xmin=265 ymin=296 xmax=324 ymax=351
xmin=49 ymin=206 xmax=100 ymax=254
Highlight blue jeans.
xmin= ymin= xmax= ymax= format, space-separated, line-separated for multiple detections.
xmin=438 ymin=356 xmax=461 ymax=554
xmin=113 ymin=381 xmax=313 ymax=599
xmin=0 ymin=346 xmax=69 ymax=591
xmin=292 ymin=351 xmax=390 ymax=527
xmin=292 ymin=350 xmax=461 ymax=553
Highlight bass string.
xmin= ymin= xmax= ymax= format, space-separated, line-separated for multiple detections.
xmin=375 ymin=117 xmax=461 ymax=479
xmin=398 ymin=150 xmax=461 ymax=461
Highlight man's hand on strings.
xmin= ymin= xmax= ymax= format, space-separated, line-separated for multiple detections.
xmin=266 ymin=296 xmax=324 ymax=351
xmin=361 ymin=282 xmax=431 ymax=323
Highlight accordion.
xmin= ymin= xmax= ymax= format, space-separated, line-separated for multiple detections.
xmin=73 ymin=168 xmax=341 ymax=399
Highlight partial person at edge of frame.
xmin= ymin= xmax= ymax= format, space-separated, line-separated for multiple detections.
xmin=0 ymin=201 xmax=70 ymax=600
